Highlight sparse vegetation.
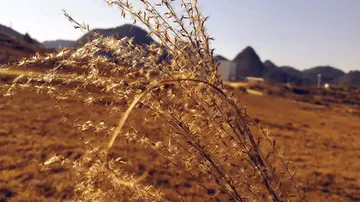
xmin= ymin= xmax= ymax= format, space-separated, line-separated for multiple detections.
xmin=1 ymin=0 xmax=305 ymax=201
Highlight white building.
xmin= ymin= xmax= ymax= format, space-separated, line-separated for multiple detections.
xmin=217 ymin=61 xmax=237 ymax=81
xmin=246 ymin=77 xmax=264 ymax=82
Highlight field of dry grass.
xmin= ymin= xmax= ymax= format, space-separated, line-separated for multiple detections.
xmin=1 ymin=81 xmax=360 ymax=201
xmin=235 ymin=91 xmax=360 ymax=201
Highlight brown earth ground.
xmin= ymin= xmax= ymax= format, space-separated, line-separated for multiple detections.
xmin=0 ymin=74 xmax=360 ymax=201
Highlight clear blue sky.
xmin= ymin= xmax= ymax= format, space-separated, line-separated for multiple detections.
xmin=1 ymin=0 xmax=359 ymax=72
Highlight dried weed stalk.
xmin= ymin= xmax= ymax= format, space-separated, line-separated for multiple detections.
xmin=1 ymin=0 xmax=305 ymax=201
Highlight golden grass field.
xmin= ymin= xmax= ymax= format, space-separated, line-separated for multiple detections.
xmin=1 ymin=1 xmax=360 ymax=200
xmin=1 ymin=74 xmax=360 ymax=201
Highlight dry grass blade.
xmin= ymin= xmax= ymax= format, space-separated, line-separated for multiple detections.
xmin=107 ymin=90 xmax=147 ymax=153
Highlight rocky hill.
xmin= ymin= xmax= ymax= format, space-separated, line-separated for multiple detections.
xmin=0 ymin=24 xmax=47 ymax=64
xmin=279 ymin=66 xmax=303 ymax=78
xmin=231 ymin=48 xmax=307 ymax=85
xmin=232 ymin=46 xmax=265 ymax=79
xmin=262 ymin=60 xmax=289 ymax=83
xmin=0 ymin=32 xmax=42 ymax=64
xmin=74 ymin=24 xmax=154 ymax=46
xmin=2 ymin=23 xmax=358 ymax=86
xmin=0 ymin=24 xmax=42 ymax=47
xmin=336 ymin=71 xmax=360 ymax=86
xmin=263 ymin=60 xmax=312 ymax=85
xmin=214 ymin=55 xmax=229 ymax=61
xmin=302 ymin=66 xmax=345 ymax=85
xmin=230 ymin=46 xmax=358 ymax=86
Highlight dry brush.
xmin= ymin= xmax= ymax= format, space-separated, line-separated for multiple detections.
xmin=1 ymin=0 xmax=305 ymax=201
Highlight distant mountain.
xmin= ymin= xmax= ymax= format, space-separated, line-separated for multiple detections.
xmin=279 ymin=66 xmax=303 ymax=78
xmin=336 ymin=71 xmax=360 ymax=86
xmin=232 ymin=49 xmax=302 ymax=84
xmin=263 ymin=60 xmax=277 ymax=70
xmin=43 ymin=40 xmax=75 ymax=49
xmin=2 ymin=22 xmax=356 ymax=87
xmin=232 ymin=46 xmax=265 ymax=79
xmin=302 ymin=66 xmax=345 ymax=85
xmin=279 ymin=66 xmax=312 ymax=85
xmin=231 ymin=47 xmax=305 ymax=84
xmin=227 ymin=46 xmax=358 ymax=86
xmin=41 ymin=24 xmax=154 ymax=49
xmin=0 ymin=32 xmax=42 ymax=64
xmin=262 ymin=60 xmax=312 ymax=85
xmin=262 ymin=60 xmax=289 ymax=83
xmin=214 ymin=55 xmax=229 ymax=61
xmin=75 ymin=24 xmax=154 ymax=46
xmin=0 ymin=24 xmax=42 ymax=47
xmin=0 ymin=24 xmax=48 ymax=64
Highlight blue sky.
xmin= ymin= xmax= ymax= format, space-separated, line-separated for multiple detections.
xmin=0 ymin=0 xmax=359 ymax=72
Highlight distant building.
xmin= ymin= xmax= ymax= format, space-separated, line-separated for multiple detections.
xmin=217 ymin=61 xmax=237 ymax=81
xmin=217 ymin=61 xmax=266 ymax=82
xmin=246 ymin=77 xmax=264 ymax=83
xmin=218 ymin=61 xmax=247 ymax=81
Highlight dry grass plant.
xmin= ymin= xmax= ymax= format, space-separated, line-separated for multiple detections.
xmin=1 ymin=0 xmax=306 ymax=201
